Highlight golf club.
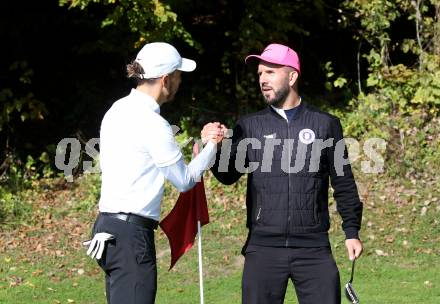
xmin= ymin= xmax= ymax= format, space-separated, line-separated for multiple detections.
xmin=344 ymin=259 xmax=360 ymax=303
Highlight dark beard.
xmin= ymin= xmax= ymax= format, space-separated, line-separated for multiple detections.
xmin=263 ymin=83 xmax=290 ymax=108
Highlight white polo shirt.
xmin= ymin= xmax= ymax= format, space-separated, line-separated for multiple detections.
xmin=98 ymin=89 xmax=216 ymax=220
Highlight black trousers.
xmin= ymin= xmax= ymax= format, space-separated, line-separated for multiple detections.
xmin=92 ymin=214 xmax=157 ymax=304
xmin=242 ymin=245 xmax=341 ymax=304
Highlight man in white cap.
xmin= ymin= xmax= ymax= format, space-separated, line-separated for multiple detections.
xmin=211 ymin=43 xmax=363 ymax=303
xmin=87 ymin=42 xmax=224 ymax=304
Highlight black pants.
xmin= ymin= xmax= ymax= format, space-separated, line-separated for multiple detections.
xmin=242 ymin=245 xmax=341 ymax=304
xmin=92 ymin=214 xmax=157 ymax=304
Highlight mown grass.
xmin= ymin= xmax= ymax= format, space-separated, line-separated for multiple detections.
xmin=0 ymin=169 xmax=439 ymax=303
xmin=1 ymin=237 xmax=438 ymax=303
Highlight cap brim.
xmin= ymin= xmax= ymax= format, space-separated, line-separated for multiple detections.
xmin=245 ymin=54 xmax=300 ymax=74
xmin=245 ymin=55 xmax=261 ymax=64
xmin=178 ymin=58 xmax=196 ymax=72
xmin=245 ymin=54 xmax=284 ymax=66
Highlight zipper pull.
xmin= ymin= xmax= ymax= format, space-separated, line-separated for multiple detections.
xmin=256 ymin=207 xmax=261 ymax=221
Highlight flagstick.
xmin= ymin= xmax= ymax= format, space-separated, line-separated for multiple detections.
xmin=197 ymin=220 xmax=204 ymax=304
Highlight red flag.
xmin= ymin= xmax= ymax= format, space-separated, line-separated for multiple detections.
xmin=159 ymin=143 xmax=210 ymax=270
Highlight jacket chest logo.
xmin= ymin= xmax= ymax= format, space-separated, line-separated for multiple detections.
xmin=298 ymin=129 xmax=315 ymax=144
xmin=263 ymin=133 xmax=276 ymax=139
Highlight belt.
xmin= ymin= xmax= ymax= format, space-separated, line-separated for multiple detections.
xmin=100 ymin=212 xmax=159 ymax=230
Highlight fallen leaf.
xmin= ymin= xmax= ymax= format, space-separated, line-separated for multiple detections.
xmin=386 ymin=235 xmax=395 ymax=243
xmin=9 ymin=276 xmax=24 ymax=287
xmin=375 ymin=249 xmax=388 ymax=256
xmin=424 ymin=281 xmax=433 ymax=288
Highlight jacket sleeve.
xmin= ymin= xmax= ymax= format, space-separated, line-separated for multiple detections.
xmin=328 ymin=117 xmax=363 ymax=239
xmin=210 ymin=119 xmax=246 ymax=185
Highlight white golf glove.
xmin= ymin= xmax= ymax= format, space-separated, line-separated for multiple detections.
xmin=82 ymin=232 xmax=115 ymax=260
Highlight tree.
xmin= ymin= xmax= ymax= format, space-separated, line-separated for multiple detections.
xmin=341 ymin=0 xmax=440 ymax=175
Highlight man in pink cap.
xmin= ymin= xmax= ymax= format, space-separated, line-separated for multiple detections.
xmin=212 ymin=43 xmax=363 ymax=303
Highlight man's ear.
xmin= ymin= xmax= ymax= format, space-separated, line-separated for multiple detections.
xmin=161 ymin=74 xmax=170 ymax=88
xmin=289 ymin=70 xmax=299 ymax=87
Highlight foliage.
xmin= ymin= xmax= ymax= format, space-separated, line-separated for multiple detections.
xmin=0 ymin=153 xmax=46 ymax=224
xmin=0 ymin=187 xmax=31 ymax=225
xmin=73 ymin=172 xmax=101 ymax=212
xmin=0 ymin=59 xmax=49 ymax=199
xmin=59 ymin=0 xmax=197 ymax=48
xmin=340 ymin=0 xmax=440 ymax=177
xmin=0 ymin=60 xmax=47 ymax=149
xmin=0 ymin=61 xmax=46 ymax=132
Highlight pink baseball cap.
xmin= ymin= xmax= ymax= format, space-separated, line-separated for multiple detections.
xmin=245 ymin=43 xmax=301 ymax=73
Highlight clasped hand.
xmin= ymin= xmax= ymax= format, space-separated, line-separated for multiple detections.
xmin=201 ymin=122 xmax=228 ymax=144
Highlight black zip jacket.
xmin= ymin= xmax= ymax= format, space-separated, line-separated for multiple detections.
xmin=211 ymin=102 xmax=363 ymax=248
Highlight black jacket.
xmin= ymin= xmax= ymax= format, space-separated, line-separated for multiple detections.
xmin=212 ymin=102 xmax=363 ymax=247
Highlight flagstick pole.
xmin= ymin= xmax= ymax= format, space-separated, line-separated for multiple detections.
xmin=197 ymin=220 xmax=204 ymax=304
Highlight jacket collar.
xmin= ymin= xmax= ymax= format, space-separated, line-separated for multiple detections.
xmin=268 ymin=99 xmax=305 ymax=121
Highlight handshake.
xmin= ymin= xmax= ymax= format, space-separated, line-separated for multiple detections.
xmin=200 ymin=122 xmax=229 ymax=145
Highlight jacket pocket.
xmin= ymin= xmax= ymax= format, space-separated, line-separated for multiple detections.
xmin=254 ymin=193 xmax=263 ymax=224
xmin=256 ymin=207 xmax=262 ymax=222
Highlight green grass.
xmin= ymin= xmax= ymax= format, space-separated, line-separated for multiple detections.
xmin=1 ymin=245 xmax=438 ymax=303
xmin=1 ymin=172 xmax=439 ymax=303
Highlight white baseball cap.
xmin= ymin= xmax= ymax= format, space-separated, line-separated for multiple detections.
xmin=135 ymin=42 xmax=196 ymax=79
